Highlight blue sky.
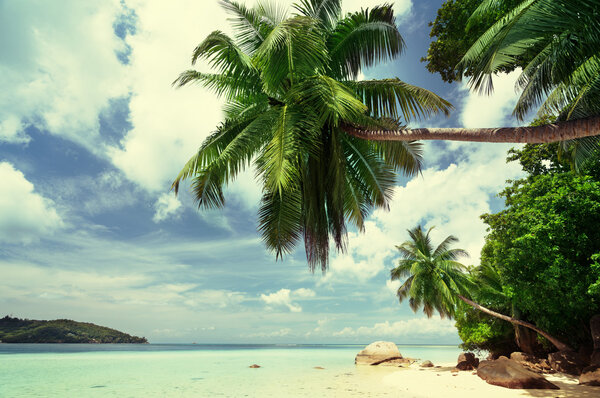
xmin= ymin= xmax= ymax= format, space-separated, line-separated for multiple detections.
xmin=0 ymin=0 xmax=528 ymax=344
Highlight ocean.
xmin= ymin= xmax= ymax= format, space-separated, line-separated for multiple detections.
xmin=0 ymin=344 xmax=463 ymax=397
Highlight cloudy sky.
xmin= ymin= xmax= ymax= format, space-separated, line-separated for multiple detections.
xmin=0 ymin=0 xmax=527 ymax=344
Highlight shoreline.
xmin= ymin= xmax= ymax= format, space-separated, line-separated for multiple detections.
xmin=375 ymin=363 xmax=598 ymax=398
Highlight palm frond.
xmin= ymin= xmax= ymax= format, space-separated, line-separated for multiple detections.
xmin=293 ymin=0 xmax=341 ymax=29
xmin=328 ymin=4 xmax=404 ymax=80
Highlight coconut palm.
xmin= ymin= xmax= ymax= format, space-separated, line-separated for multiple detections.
xmin=391 ymin=225 xmax=572 ymax=351
xmin=173 ymin=0 xmax=600 ymax=271
xmin=348 ymin=0 xmax=600 ymax=149
xmin=172 ymin=0 xmax=453 ymax=271
xmin=457 ymin=0 xmax=600 ymax=168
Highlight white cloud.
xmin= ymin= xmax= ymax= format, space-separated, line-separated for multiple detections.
xmin=260 ymin=288 xmax=315 ymax=312
xmin=246 ymin=328 xmax=292 ymax=338
xmin=0 ymin=162 xmax=63 ymax=244
xmin=293 ymin=288 xmax=316 ymax=298
xmin=460 ymin=70 xmax=523 ymax=129
xmin=0 ymin=0 xmax=130 ymax=152
xmin=183 ymin=289 xmax=246 ymax=309
xmin=333 ymin=318 xmax=456 ymax=338
xmin=153 ymin=193 xmax=182 ymax=222
xmin=108 ymin=0 xmax=229 ymax=193
xmin=0 ymin=115 xmax=29 ymax=144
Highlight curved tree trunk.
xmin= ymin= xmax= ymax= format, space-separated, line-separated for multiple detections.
xmin=457 ymin=294 xmax=573 ymax=352
xmin=342 ymin=116 xmax=600 ymax=143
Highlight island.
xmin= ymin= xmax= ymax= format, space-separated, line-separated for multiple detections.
xmin=0 ymin=316 xmax=148 ymax=343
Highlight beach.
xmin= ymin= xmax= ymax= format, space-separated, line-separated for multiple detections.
xmin=1 ymin=344 xmax=598 ymax=397
xmin=380 ymin=364 xmax=597 ymax=398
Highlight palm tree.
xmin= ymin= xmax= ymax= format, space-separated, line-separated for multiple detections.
xmin=457 ymin=0 xmax=600 ymax=167
xmin=172 ymin=0 xmax=453 ymax=271
xmin=348 ymin=0 xmax=600 ymax=151
xmin=173 ymin=0 xmax=600 ymax=270
xmin=391 ymin=225 xmax=572 ymax=351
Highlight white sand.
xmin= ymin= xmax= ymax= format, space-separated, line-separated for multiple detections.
xmin=377 ymin=363 xmax=599 ymax=398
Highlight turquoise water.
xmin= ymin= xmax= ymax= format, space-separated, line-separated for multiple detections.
xmin=0 ymin=344 xmax=462 ymax=397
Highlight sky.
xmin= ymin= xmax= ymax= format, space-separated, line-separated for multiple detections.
xmin=0 ymin=0 xmax=528 ymax=344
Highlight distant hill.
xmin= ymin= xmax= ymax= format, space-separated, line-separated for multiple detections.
xmin=0 ymin=316 xmax=148 ymax=343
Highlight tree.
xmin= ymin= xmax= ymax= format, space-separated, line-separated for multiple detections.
xmin=478 ymin=173 xmax=600 ymax=350
xmin=174 ymin=0 xmax=600 ymax=270
xmin=422 ymin=0 xmax=523 ymax=83
xmin=457 ymin=0 xmax=600 ymax=166
xmin=172 ymin=0 xmax=452 ymax=271
xmin=391 ymin=225 xmax=572 ymax=351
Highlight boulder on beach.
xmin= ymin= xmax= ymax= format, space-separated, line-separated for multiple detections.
xmin=355 ymin=341 xmax=402 ymax=365
xmin=456 ymin=352 xmax=479 ymax=371
xmin=420 ymin=360 xmax=434 ymax=368
xmin=548 ymin=351 xmax=587 ymax=375
xmin=477 ymin=357 xmax=559 ymax=390
xmin=510 ymin=352 xmax=553 ymax=373
xmin=579 ymin=365 xmax=600 ymax=386
xmin=249 ymin=364 xmax=261 ymax=368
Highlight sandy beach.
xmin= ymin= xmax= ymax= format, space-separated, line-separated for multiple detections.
xmin=372 ymin=363 xmax=599 ymax=398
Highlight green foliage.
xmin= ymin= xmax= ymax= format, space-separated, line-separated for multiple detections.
xmin=479 ymin=172 xmax=600 ymax=348
xmin=173 ymin=0 xmax=451 ymax=271
xmin=391 ymin=226 xmax=472 ymax=318
xmin=0 ymin=316 xmax=148 ymax=344
xmin=455 ymin=302 xmax=516 ymax=353
xmin=423 ymin=0 xmax=523 ymax=83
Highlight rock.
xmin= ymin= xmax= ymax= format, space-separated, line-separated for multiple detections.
xmin=355 ymin=341 xmax=402 ymax=365
xmin=456 ymin=352 xmax=479 ymax=370
xmin=579 ymin=365 xmax=600 ymax=386
xmin=249 ymin=364 xmax=261 ymax=368
xmin=313 ymin=366 xmax=325 ymax=370
xmin=376 ymin=357 xmax=414 ymax=367
xmin=510 ymin=352 xmax=553 ymax=373
xmin=420 ymin=360 xmax=434 ymax=368
xmin=548 ymin=351 xmax=587 ymax=375
xmin=477 ymin=357 xmax=559 ymax=389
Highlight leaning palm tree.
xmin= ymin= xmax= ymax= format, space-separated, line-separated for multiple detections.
xmin=456 ymin=0 xmax=600 ymax=167
xmin=391 ymin=225 xmax=572 ymax=351
xmin=173 ymin=0 xmax=600 ymax=270
xmin=348 ymin=0 xmax=600 ymax=148
xmin=172 ymin=0 xmax=453 ymax=271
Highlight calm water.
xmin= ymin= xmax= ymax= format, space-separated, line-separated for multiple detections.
xmin=0 ymin=344 xmax=462 ymax=397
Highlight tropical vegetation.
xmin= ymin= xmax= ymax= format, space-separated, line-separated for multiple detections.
xmin=454 ymin=143 xmax=600 ymax=355
xmin=172 ymin=0 xmax=452 ymax=271
xmin=0 ymin=316 xmax=148 ymax=344
xmin=391 ymin=225 xmax=573 ymax=351
xmin=428 ymin=0 xmax=600 ymax=167
xmin=173 ymin=0 xmax=600 ymax=269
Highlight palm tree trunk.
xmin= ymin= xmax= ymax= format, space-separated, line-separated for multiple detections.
xmin=457 ymin=294 xmax=573 ymax=352
xmin=342 ymin=115 xmax=600 ymax=143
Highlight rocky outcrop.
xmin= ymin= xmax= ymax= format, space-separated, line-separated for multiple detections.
xmin=548 ymin=351 xmax=587 ymax=375
xmin=456 ymin=352 xmax=479 ymax=370
xmin=510 ymin=352 xmax=553 ymax=373
xmin=477 ymin=357 xmax=559 ymax=389
xmin=579 ymin=365 xmax=600 ymax=386
xmin=420 ymin=360 xmax=434 ymax=367
xmin=355 ymin=341 xmax=402 ymax=365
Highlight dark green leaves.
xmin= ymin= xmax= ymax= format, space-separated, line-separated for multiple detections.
xmin=173 ymin=1 xmax=450 ymax=270
xmin=328 ymin=4 xmax=404 ymax=79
